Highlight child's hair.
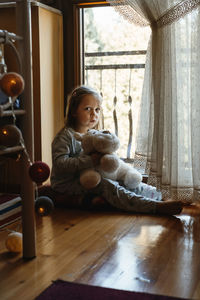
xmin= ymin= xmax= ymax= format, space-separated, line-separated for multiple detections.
xmin=65 ymin=85 xmax=103 ymax=129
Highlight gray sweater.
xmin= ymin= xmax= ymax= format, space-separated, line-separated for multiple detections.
xmin=51 ymin=127 xmax=93 ymax=193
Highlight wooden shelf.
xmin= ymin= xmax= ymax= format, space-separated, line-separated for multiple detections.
xmin=0 ymin=109 xmax=26 ymax=117
xmin=0 ymin=0 xmax=63 ymax=259
xmin=0 ymin=145 xmax=23 ymax=156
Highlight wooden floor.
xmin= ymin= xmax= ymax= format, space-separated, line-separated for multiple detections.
xmin=0 ymin=205 xmax=200 ymax=300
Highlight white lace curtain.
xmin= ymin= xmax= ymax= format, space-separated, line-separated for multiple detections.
xmin=107 ymin=0 xmax=200 ymax=202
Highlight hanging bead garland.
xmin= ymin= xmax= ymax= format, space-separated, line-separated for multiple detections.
xmin=0 ymin=36 xmax=53 ymax=254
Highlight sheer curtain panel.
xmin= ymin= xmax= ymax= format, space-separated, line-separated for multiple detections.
xmin=107 ymin=0 xmax=200 ymax=202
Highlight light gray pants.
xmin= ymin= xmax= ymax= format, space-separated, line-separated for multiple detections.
xmin=94 ymin=178 xmax=160 ymax=214
xmin=53 ymin=177 xmax=161 ymax=214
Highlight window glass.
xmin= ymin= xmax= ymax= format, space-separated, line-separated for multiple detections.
xmin=84 ymin=7 xmax=151 ymax=158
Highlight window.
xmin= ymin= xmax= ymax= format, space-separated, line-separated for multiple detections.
xmin=76 ymin=3 xmax=150 ymax=159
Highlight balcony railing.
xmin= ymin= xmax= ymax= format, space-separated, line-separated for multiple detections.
xmin=85 ymin=50 xmax=146 ymax=162
xmin=85 ymin=50 xmax=146 ymax=70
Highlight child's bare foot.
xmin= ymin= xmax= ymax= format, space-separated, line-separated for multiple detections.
xmin=155 ymin=200 xmax=191 ymax=215
xmin=182 ymin=203 xmax=200 ymax=216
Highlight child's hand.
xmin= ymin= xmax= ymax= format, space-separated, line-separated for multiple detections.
xmin=91 ymin=152 xmax=103 ymax=166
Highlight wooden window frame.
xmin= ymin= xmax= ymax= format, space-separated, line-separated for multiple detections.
xmin=72 ymin=0 xmax=109 ymax=87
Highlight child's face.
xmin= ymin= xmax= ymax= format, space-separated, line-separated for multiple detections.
xmin=73 ymin=94 xmax=101 ymax=133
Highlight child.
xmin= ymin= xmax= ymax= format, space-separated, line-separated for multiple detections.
xmin=50 ymin=85 xmax=189 ymax=215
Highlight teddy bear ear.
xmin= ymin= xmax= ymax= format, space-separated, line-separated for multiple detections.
xmin=74 ymin=132 xmax=84 ymax=141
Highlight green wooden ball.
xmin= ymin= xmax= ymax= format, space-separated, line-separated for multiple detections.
xmin=35 ymin=196 xmax=54 ymax=216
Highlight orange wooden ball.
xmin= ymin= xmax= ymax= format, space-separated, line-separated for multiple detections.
xmin=0 ymin=72 xmax=25 ymax=97
xmin=0 ymin=124 xmax=22 ymax=147
xmin=5 ymin=232 xmax=22 ymax=253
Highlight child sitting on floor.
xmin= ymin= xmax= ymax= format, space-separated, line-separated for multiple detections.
xmin=50 ymin=85 xmax=191 ymax=215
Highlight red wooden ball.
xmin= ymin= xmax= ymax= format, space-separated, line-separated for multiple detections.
xmin=29 ymin=161 xmax=50 ymax=184
xmin=0 ymin=124 xmax=22 ymax=147
xmin=0 ymin=72 xmax=25 ymax=97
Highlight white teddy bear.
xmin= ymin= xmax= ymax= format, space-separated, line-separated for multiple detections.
xmin=74 ymin=129 xmax=142 ymax=190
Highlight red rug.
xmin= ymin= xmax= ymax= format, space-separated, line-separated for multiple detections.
xmin=35 ymin=280 xmax=189 ymax=300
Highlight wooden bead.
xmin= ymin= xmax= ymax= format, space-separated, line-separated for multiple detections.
xmin=0 ymin=124 xmax=22 ymax=147
xmin=29 ymin=161 xmax=50 ymax=184
xmin=0 ymin=72 xmax=25 ymax=97
xmin=35 ymin=196 xmax=54 ymax=216
xmin=5 ymin=232 xmax=22 ymax=253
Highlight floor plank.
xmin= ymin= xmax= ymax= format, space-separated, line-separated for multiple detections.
xmin=0 ymin=207 xmax=200 ymax=300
